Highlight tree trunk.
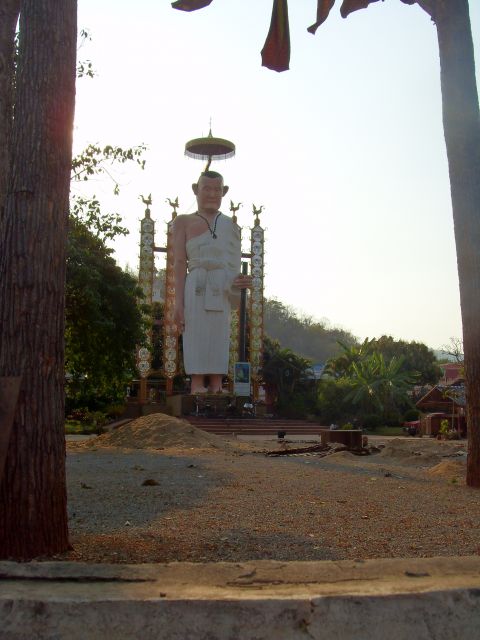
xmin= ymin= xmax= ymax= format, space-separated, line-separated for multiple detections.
xmin=435 ymin=0 xmax=480 ymax=487
xmin=0 ymin=0 xmax=77 ymax=559
xmin=0 ymin=0 xmax=20 ymax=219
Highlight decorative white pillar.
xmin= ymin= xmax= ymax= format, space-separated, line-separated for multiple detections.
xmin=136 ymin=202 xmax=155 ymax=380
xmin=228 ymin=201 xmax=242 ymax=384
xmin=163 ymin=209 xmax=179 ymax=389
xmin=249 ymin=206 xmax=265 ymax=387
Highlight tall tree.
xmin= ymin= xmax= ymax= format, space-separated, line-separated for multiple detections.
xmin=347 ymin=352 xmax=417 ymax=418
xmin=323 ymin=338 xmax=374 ymax=378
xmin=433 ymin=1 xmax=480 ymax=486
xmin=315 ymin=0 xmax=480 ymax=485
xmin=371 ymin=335 xmax=442 ymax=385
xmin=0 ymin=1 xmax=77 ymax=559
xmin=66 ymin=218 xmax=146 ymax=407
xmin=305 ymin=0 xmax=480 ymax=483
xmin=261 ymin=336 xmax=315 ymax=417
xmin=0 ymin=0 xmax=20 ymax=218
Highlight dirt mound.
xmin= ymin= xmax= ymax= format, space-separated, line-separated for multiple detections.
xmin=70 ymin=413 xmax=256 ymax=453
xmin=427 ymin=459 xmax=465 ymax=479
xmin=376 ymin=438 xmax=466 ymax=467
xmin=324 ymin=450 xmax=356 ymax=461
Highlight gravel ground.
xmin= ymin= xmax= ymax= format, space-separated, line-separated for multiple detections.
xmin=60 ymin=433 xmax=480 ymax=564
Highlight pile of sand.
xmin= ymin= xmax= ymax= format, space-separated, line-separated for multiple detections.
xmin=71 ymin=413 xmax=256 ymax=453
xmin=321 ymin=438 xmax=468 ymax=472
xmin=376 ymin=438 xmax=466 ymax=467
xmin=426 ymin=459 xmax=465 ymax=479
xmin=323 ymin=450 xmax=357 ymax=462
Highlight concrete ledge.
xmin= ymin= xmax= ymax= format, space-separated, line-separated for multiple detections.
xmin=1 ymin=557 xmax=480 ymax=639
xmin=319 ymin=428 xmax=363 ymax=449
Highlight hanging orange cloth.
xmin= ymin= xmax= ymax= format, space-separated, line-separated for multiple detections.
xmin=261 ymin=0 xmax=290 ymax=73
xmin=307 ymin=1 xmax=336 ymax=35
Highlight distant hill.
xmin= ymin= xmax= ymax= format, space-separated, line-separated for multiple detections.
xmin=263 ymin=298 xmax=356 ymax=364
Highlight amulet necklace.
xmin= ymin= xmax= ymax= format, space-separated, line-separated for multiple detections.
xmin=196 ymin=212 xmax=220 ymax=239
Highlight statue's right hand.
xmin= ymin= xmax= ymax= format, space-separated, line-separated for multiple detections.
xmin=174 ymin=305 xmax=185 ymax=333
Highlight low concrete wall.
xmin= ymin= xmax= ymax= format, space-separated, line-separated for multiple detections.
xmin=1 ymin=557 xmax=480 ymax=639
xmin=319 ymin=428 xmax=363 ymax=449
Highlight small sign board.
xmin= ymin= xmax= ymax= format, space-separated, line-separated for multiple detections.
xmin=234 ymin=361 xmax=251 ymax=396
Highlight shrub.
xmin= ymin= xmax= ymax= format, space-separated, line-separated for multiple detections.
xmin=384 ymin=413 xmax=401 ymax=427
xmin=105 ymin=403 xmax=126 ymax=419
xmin=277 ymin=394 xmax=312 ymax=419
xmin=316 ymin=378 xmax=357 ymax=424
xmin=446 ymin=430 xmax=461 ymax=440
xmin=67 ymin=407 xmax=90 ymax=422
xmin=440 ymin=419 xmax=450 ymax=436
xmin=403 ymin=408 xmax=420 ymax=422
xmin=340 ymin=422 xmax=353 ymax=430
xmin=362 ymin=414 xmax=382 ymax=430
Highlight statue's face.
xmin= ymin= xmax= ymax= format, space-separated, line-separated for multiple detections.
xmin=195 ymin=176 xmax=224 ymax=212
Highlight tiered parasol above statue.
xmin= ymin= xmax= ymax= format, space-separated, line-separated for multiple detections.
xmin=171 ymin=0 xmax=213 ymax=10
xmin=185 ymin=129 xmax=235 ymax=171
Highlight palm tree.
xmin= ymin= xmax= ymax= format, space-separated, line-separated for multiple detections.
xmin=261 ymin=336 xmax=314 ymax=416
xmin=261 ymin=337 xmax=312 ymax=396
xmin=346 ymin=352 xmax=417 ymax=418
xmin=323 ymin=338 xmax=374 ymax=378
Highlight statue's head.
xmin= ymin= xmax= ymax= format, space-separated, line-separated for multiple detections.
xmin=192 ymin=170 xmax=229 ymax=213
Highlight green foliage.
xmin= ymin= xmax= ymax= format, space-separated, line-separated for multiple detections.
xmin=362 ymin=414 xmax=382 ymax=430
xmin=71 ymin=196 xmax=129 ymax=241
xmin=315 ymin=377 xmax=358 ymax=424
xmin=403 ymin=408 xmax=420 ymax=422
xmin=77 ymin=29 xmax=95 ymax=79
xmin=340 ymin=422 xmax=353 ymax=430
xmin=65 ymin=219 xmax=147 ymax=408
xmin=261 ymin=336 xmax=316 ymax=418
xmin=65 ymin=140 xmax=149 ymax=409
xmin=370 ymin=335 xmax=442 ymax=386
xmin=325 ymin=335 xmax=442 ymax=386
xmin=323 ymin=338 xmax=374 ymax=378
xmin=365 ymin=425 xmax=405 ymax=437
xmin=64 ymin=421 xmax=99 ymax=435
xmin=440 ymin=419 xmax=450 ymax=435
xmin=105 ymin=403 xmax=127 ymax=419
xmin=70 ymin=143 xmax=146 ymax=242
xmin=71 ymin=143 xmax=147 ymax=194
xmin=438 ymin=419 xmax=459 ymax=440
xmin=277 ymin=393 xmax=315 ymax=419
xmin=319 ymin=339 xmax=419 ymax=426
xmin=345 ymin=352 xmax=417 ymax=417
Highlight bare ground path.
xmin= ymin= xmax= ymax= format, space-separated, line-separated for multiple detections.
xmin=57 ymin=415 xmax=480 ymax=565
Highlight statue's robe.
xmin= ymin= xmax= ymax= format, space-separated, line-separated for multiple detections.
xmin=183 ymin=213 xmax=241 ymax=374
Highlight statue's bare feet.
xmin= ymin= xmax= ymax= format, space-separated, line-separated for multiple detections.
xmin=191 ymin=374 xmax=207 ymax=395
xmin=208 ymin=374 xmax=224 ymax=394
xmin=191 ymin=386 xmax=209 ymax=395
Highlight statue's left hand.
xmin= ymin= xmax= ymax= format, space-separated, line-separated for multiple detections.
xmin=233 ymin=274 xmax=252 ymax=289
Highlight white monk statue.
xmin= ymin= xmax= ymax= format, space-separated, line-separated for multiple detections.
xmin=173 ymin=171 xmax=251 ymax=394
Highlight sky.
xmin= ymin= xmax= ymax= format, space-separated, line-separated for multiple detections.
xmin=74 ymin=0 xmax=480 ymax=351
